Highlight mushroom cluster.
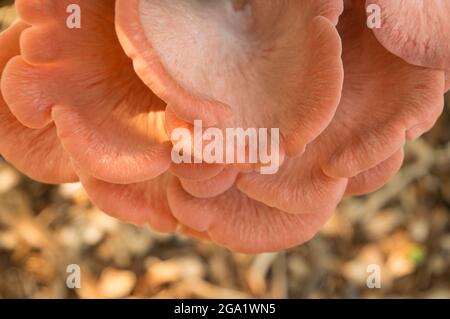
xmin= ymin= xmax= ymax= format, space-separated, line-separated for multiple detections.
xmin=0 ymin=0 xmax=448 ymax=252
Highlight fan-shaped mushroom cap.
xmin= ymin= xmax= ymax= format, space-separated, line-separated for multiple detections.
xmin=3 ymin=0 xmax=172 ymax=185
xmin=0 ymin=21 xmax=77 ymax=183
xmin=116 ymin=0 xmax=344 ymax=162
xmin=367 ymin=0 xmax=450 ymax=70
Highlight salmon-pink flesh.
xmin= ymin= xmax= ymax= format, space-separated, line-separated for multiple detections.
xmin=116 ymin=0 xmax=344 ymax=161
xmin=181 ymin=1 xmax=443 ymax=210
xmin=235 ymin=0 xmax=444 ymax=215
xmin=321 ymin=0 xmax=444 ymax=179
xmin=0 ymin=21 xmax=77 ymax=184
xmin=367 ymin=0 xmax=450 ymax=70
xmin=3 ymin=0 xmax=173 ymax=185
xmin=77 ymin=170 xmax=178 ymax=232
xmin=0 ymin=0 xmax=181 ymax=232
xmin=167 ymin=178 xmax=335 ymax=253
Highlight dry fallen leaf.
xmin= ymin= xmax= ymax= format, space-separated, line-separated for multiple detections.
xmin=146 ymin=256 xmax=205 ymax=287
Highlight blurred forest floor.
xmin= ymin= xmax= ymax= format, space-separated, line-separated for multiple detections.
xmin=0 ymin=2 xmax=449 ymax=298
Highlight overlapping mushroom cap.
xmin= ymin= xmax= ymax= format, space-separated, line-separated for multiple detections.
xmin=0 ymin=0 xmax=448 ymax=252
xmin=0 ymin=0 xmax=178 ymax=232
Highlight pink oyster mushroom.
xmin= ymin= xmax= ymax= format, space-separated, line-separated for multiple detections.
xmin=0 ymin=0 xmax=448 ymax=253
